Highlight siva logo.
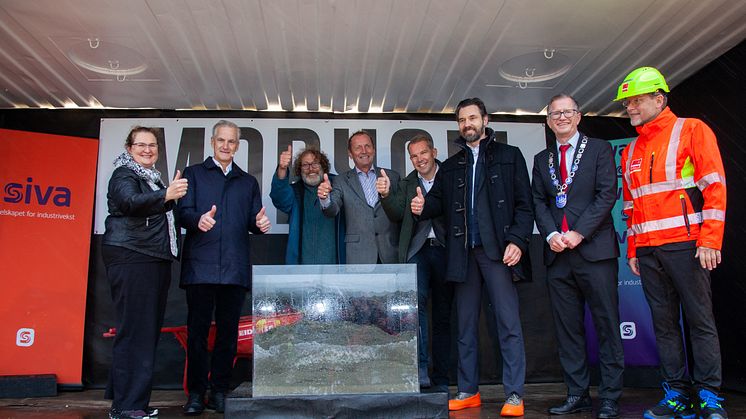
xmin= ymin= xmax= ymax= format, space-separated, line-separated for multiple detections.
xmin=620 ymin=322 xmax=636 ymax=339
xmin=16 ymin=328 xmax=35 ymax=347
xmin=3 ymin=178 xmax=71 ymax=207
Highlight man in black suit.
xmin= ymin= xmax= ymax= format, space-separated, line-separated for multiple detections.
xmin=412 ymin=98 xmax=533 ymax=417
xmin=531 ymin=94 xmax=624 ymax=419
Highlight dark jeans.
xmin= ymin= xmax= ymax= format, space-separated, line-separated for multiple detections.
xmin=637 ymin=242 xmax=722 ymax=393
xmin=185 ymin=284 xmax=247 ymax=395
xmin=455 ymin=247 xmax=526 ymax=396
xmin=103 ymin=245 xmax=171 ymax=411
xmin=408 ymin=242 xmax=454 ymax=386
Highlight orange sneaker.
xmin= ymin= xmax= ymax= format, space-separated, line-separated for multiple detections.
xmin=448 ymin=392 xmax=481 ymax=411
xmin=500 ymin=392 xmax=524 ymax=417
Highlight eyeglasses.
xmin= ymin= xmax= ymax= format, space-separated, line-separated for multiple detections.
xmin=132 ymin=142 xmax=158 ymax=150
xmin=548 ymin=109 xmax=579 ymax=120
xmin=621 ymin=93 xmax=658 ymax=108
xmin=301 ymin=162 xmax=321 ymax=170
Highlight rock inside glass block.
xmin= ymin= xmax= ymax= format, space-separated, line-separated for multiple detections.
xmin=252 ymin=264 xmax=418 ymax=397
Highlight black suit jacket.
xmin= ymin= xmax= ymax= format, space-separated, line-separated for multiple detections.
xmin=531 ymin=134 xmax=619 ymax=266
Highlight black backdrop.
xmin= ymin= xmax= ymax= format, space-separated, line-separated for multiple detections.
xmin=2 ymin=39 xmax=743 ymax=391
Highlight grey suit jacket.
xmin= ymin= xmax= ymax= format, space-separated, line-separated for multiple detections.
xmin=322 ymin=167 xmax=401 ymax=264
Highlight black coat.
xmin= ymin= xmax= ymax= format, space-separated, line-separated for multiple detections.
xmin=531 ymin=134 xmax=620 ymax=265
xmin=103 ymin=166 xmax=177 ymax=260
xmin=420 ymin=128 xmax=534 ymax=282
xmin=178 ymin=158 xmax=264 ymax=289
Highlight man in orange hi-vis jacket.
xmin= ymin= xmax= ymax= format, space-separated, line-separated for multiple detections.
xmin=617 ymin=67 xmax=727 ymax=419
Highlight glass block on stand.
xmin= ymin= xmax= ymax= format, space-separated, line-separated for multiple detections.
xmin=252 ymin=264 xmax=418 ymax=397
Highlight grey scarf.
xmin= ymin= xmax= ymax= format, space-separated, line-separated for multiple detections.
xmin=114 ymin=152 xmax=178 ymax=257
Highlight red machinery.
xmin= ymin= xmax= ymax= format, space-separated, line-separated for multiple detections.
xmin=103 ymin=312 xmax=303 ymax=392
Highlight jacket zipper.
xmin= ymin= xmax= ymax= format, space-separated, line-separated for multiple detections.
xmin=649 ymin=152 xmax=655 ymax=184
xmin=146 ymin=217 xmax=150 ymax=227
xmin=679 ymin=194 xmax=691 ymax=237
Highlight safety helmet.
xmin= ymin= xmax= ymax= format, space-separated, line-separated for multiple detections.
xmin=614 ymin=66 xmax=670 ymax=101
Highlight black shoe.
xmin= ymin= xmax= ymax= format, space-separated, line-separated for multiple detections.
xmin=206 ymin=391 xmax=226 ymax=413
xmin=145 ymin=406 xmax=158 ymax=417
xmin=698 ymin=388 xmax=728 ymax=419
xmin=548 ymin=393 xmax=593 ymax=415
xmin=598 ymin=399 xmax=619 ymax=419
xmin=643 ymin=383 xmax=695 ymax=419
xmin=109 ymin=409 xmax=150 ymax=419
xmin=183 ymin=393 xmax=205 ymax=416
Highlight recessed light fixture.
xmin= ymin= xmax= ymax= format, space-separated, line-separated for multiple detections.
xmin=497 ymin=49 xmax=572 ymax=88
xmin=67 ymin=39 xmax=147 ymax=81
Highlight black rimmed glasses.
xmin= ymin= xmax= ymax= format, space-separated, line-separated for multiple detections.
xmin=301 ymin=162 xmax=321 ymax=170
xmin=548 ymin=109 xmax=579 ymax=120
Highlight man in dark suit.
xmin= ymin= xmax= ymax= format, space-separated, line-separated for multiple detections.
xmin=531 ymin=94 xmax=623 ymax=419
xmin=377 ymin=134 xmax=453 ymax=391
xmin=317 ymin=130 xmax=400 ymax=264
xmin=412 ymin=98 xmax=533 ymax=417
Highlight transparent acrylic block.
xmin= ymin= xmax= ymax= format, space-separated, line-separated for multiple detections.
xmin=252 ymin=264 xmax=419 ymax=397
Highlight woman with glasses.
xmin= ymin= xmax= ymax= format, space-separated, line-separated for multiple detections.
xmin=102 ymin=126 xmax=188 ymax=419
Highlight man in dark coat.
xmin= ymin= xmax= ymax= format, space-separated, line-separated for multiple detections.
xmin=178 ymin=120 xmax=271 ymax=415
xmin=412 ymin=98 xmax=533 ymax=417
xmin=532 ymin=94 xmax=623 ymax=419
xmin=378 ymin=134 xmax=453 ymax=391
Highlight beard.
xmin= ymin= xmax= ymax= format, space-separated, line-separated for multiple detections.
xmin=302 ymin=171 xmax=322 ymax=186
xmin=461 ymin=125 xmax=484 ymax=143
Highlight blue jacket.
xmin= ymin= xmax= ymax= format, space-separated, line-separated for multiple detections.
xmin=178 ymin=158 xmax=264 ymax=289
xmin=270 ymin=171 xmax=345 ymax=264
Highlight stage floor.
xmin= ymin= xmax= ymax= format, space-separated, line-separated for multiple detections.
xmin=1 ymin=382 xmax=744 ymax=418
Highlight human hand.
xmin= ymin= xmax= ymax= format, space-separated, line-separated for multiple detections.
xmin=317 ymin=174 xmax=332 ymax=200
xmin=561 ymin=231 xmax=584 ymax=249
xmin=628 ymin=257 xmax=640 ymax=276
xmin=376 ymin=169 xmax=390 ymax=198
xmin=256 ymin=206 xmax=271 ymax=233
xmin=410 ymin=187 xmax=424 ymax=215
xmin=199 ymin=205 xmax=217 ymax=232
xmin=503 ymin=243 xmax=522 ymax=266
xmin=695 ymin=246 xmax=722 ymax=270
xmin=549 ymin=233 xmax=567 ymax=253
xmin=277 ymin=145 xmax=292 ymax=178
xmin=165 ymin=170 xmax=188 ymax=202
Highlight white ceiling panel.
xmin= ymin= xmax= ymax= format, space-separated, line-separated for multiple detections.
xmin=0 ymin=0 xmax=744 ymax=115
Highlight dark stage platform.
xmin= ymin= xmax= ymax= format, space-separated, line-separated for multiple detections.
xmin=1 ymin=383 xmax=744 ymax=418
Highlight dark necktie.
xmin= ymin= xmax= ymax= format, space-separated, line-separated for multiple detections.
xmin=559 ymin=144 xmax=571 ymax=233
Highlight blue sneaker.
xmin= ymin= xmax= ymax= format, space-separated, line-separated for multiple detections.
xmin=698 ymin=388 xmax=728 ymax=419
xmin=643 ymin=382 xmax=696 ymax=419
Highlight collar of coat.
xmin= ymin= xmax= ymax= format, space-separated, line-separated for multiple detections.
xmin=203 ymin=157 xmax=247 ymax=178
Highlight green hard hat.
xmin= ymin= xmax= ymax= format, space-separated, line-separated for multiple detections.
xmin=614 ymin=66 xmax=670 ymax=101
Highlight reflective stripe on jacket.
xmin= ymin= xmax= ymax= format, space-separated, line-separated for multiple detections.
xmin=621 ymin=107 xmax=726 ymax=258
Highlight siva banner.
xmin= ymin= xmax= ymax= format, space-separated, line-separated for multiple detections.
xmin=585 ymin=137 xmax=658 ymax=367
xmin=0 ymin=129 xmax=98 ymax=385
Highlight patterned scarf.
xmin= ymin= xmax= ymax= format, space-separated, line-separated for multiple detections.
xmin=114 ymin=152 xmax=178 ymax=257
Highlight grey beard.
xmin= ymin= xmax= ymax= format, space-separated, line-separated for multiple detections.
xmin=303 ymin=172 xmax=322 ymax=186
xmin=464 ymin=132 xmax=481 ymax=143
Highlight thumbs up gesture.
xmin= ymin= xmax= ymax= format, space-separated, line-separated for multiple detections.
xmin=276 ymin=145 xmax=293 ymax=179
xmin=410 ymin=186 xmax=425 ymax=215
xmin=317 ymin=173 xmax=332 ymax=200
xmin=165 ymin=169 xmax=188 ymax=202
xmin=256 ymin=206 xmax=271 ymax=233
xmin=376 ymin=169 xmax=391 ymax=198
xmin=199 ymin=204 xmax=217 ymax=232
